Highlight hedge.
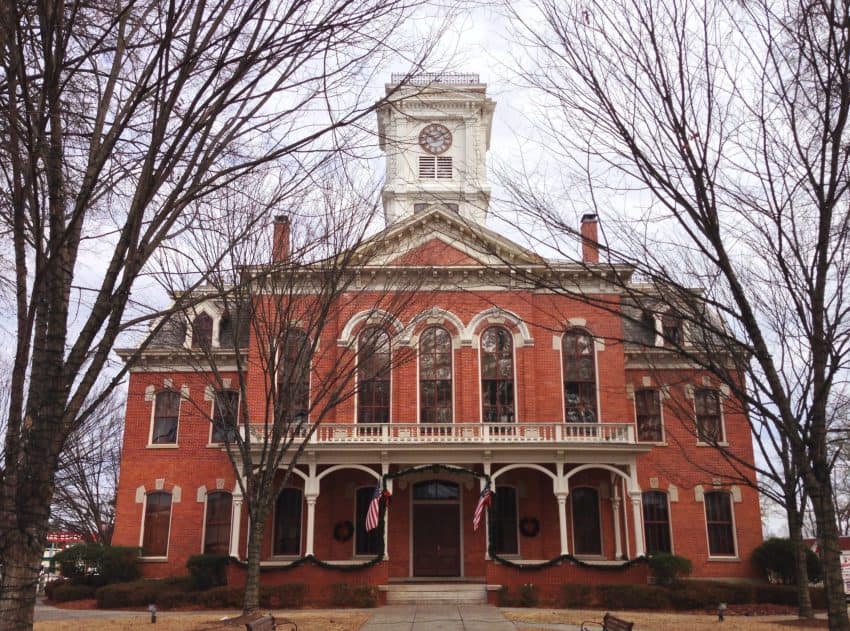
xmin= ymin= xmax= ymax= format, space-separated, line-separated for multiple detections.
xmin=329 ymin=583 xmax=379 ymax=608
xmin=52 ymin=544 xmax=140 ymax=585
xmin=51 ymin=583 xmax=96 ymax=603
xmin=186 ymin=554 xmax=230 ymax=591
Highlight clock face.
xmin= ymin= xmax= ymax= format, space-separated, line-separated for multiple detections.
xmin=418 ymin=123 xmax=452 ymax=155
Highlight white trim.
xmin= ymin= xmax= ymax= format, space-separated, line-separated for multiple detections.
xmin=565 ymin=464 xmax=633 ymax=491
xmin=338 ymin=309 xmax=405 ymax=347
xmin=355 ymin=327 xmax=392 ymax=424
xmin=467 ymin=308 xmax=533 ymax=347
xmin=492 ymin=463 xmax=557 ymax=482
xmin=561 ymin=327 xmax=600 ymax=424
xmin=633 ymin=387 xmax=666 ymax=444
xmin=702 ymin=490 xmax=739 ymax=559
xmin=477 ymin=324 xmax=519 ymax=423
xmin=317 ymin=464 xmax=381 ymax=482
xmin=147 ymin=387 xmax=184 ymax=447
xmin=417 ymin=325 xmax=455 ymax=424
xmin=693 ymin=387 xmax=727 ymax=444
xmin=207 ymin=388 xmax=241 ymax=445
xmin=405 ymin=308 xmax=467 ymax=348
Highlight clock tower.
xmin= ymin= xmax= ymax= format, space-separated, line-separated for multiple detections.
xmin=377 ymin=73 xmax=495 ymax=226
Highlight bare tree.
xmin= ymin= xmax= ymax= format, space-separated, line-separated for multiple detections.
xmin=157 ymin=172 xmax=426 ymax=614
xmin=493 ymin=0 xmax=850 ymax=626
xmin=0 ymin=0 xmax=444 ymax=627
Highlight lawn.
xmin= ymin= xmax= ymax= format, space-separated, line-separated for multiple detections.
xmin=503 ymin=608 xmax=828 ymax=630
xmin=34 ymin=611 xmax=370 ymax=631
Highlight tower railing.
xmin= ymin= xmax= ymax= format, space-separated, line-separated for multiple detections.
xmin=390 ymin=72 xmax=481 ymax=86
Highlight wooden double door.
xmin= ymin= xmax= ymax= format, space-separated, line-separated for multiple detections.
xmin=412 ymin=480 xmax=461 ymax=577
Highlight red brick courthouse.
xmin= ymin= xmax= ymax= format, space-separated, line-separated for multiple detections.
xmin=112 ymin=74 xmax=762 ymax=603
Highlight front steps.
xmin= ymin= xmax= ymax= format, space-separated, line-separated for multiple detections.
xmin=383 ymin=582 xmax=488 ymax=605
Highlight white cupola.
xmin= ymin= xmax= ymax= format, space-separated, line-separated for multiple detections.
xmin=376 ymin=73 xmax=495 ymax=226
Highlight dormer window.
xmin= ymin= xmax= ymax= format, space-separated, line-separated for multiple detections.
xmin=192 ymin=312 xmax=213 ymax=349
xmin=662 ymin=313 xmax=683 ymax=346
xmin=419 ymin=156 xmax=452 ymax=179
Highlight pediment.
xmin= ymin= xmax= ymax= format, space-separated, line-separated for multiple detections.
xmin=356 ymin=208 xmax=545 ymax=268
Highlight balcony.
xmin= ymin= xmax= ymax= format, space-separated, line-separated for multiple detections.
xmin=243 ymin=422 xmax=636 ymax=446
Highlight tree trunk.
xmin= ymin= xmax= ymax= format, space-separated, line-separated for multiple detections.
xmin=788 ymin=515 xmax=813 ymax=619
xmin=0 ymin=530 xmax=45 ymax=631
xmin=243 ymin=519 xmax=266 ymax=614
xmin=809 ymin=484 xmax=850 ymax=630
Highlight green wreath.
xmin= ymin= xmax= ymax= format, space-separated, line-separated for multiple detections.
xmin=519 ymin=516 xmax=540 ymax=538
xmin=333 ymin=520 xmax=354 ymax=542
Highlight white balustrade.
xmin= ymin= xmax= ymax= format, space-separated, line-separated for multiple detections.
xmin=240 ymin=422 xmax=636 ymax=445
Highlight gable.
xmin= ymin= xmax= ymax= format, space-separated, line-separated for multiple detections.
xmin=387 ymin=238 xmax=482 ymax=266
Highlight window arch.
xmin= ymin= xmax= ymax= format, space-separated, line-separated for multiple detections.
xmin=562 ymin=329 xmax=597 ymax=423
xmin=419 ymin=326 xmax=453 ymax=423
xmin=203 ymin=492 xmax=232 ymax=555
xmin=192 ymin=312 xmax=213 ymax=349
xmin=279 ymin=329 xmax=310 ymax=421
xmin=642 ymin=491 xmax=671 ymax=554
xmin=142 ymin=491 xmax=172 ymax=557
xmin=274 ymin=488 xmax=303 ymax=556
xmin=571 ymin=487 xmax=601 ymax=555
xmin=358 ymin=327 xmax=391 ymax=423
xmin=152 ymin=390 xmax=181 ymax=444
xmin=481 ymin=326 xmax=515 ymax=423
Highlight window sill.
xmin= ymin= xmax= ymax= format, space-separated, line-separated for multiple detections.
xmin=707 ymin=555 xmax=739 ymax=562
xmin=146 ymin=443 xmax=179 ymax=449
xmin=696 ymin=441 xmax=728 ymax=447
xmin=206 ymin=442 xmax=225 ymax=448
xmin=638 ymin=440 xmax=668 ymax=446
xmin=139 ymin=556 xmax=169 ymax=563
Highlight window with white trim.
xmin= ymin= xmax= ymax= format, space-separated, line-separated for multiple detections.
xmin=635 ymin=389 xmax=663 ymax=442
xmin=419 ymin=326 xmax=452 ymax=423
xmin=704 ymin=491 xmax=736 ymax=556
xmin=642 ymin=491 xmax=672 ymax=554
xmin=203 ymin=491 xmax=232 ymax=555
xmin=563 ymin=329 xmax=597 ymax=423
xmin=142 ymin=491 xmax=172 ymax=556
xmin=152 ymin=390 xmax=180 ymax=444
xmin=695 ymin=388 xmax=723 ymax=442
xmin=211 ymin=390 xmax=239 ymax=443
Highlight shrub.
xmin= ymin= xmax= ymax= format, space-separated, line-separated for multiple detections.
xmin=53 ymin=544 xmax=140 ymax=585
xmin=751 ymin=538 xmax=822 ymax=584
xmin=44 ymin=578 xmax=70 ymax=601
xmin=186 ymin=554 xmax=230 ymax=591
xmin=51 ymin=583 xmax=95 ymax=603
xmin=648 ymin=553 xmax=692 ymax=585
xmin=496 ymin=586 xmax=515 ymax=607
xmin=752 ymin=583 xmax=799 ymax=606
xmin=94 ymin=577 xmax=193 ymax=609
xmin=560 ymin=583 xmax=593 ymax=608
xmin=259 ymin=583 xmax=307 ymax=609
xmin=519 ymin=583 xmax=539 ymax=608
xmin=597 ymin=584 xmax=670 ymax=610
xmin=329 ymin=583 xmax=378 ymax=608
xmin=198 ymin=586 xmax=243 ymax=609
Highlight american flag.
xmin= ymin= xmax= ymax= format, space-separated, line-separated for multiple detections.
xmin=365 ymin=486 xmax=383 ymax=532
xmin=473 ymin=487 xmax=493 ymax=531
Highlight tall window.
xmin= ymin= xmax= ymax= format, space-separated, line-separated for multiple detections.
xmin=358 ymin=327 xmax=391 ymax=423
xmin=642 ymin=491 xmax=672 ymax=554
xmin=142 ymin=492 xmax=172 ymax=556
xmin=694 ymin=388 xmax=723 ymax=442
xmin=635 ymin=389 xmax=663 ymax=442
xmin=279 ymin=329 xmax=310 ymax=421
xmin=571 ymin=487 xmax=601 ymax=555
xmin=192 ymin=312 xmax=213 ymax=349
xmin=420 ymin=327 xmax=453 ymax=423
xmin=152 ymin=390 xmax=180 ymax=444
xmin=274 ymin=488 xmax=303 ymax=556
xmin=203 ymin=492 xmax=232 ymax=555
xmin=355 ymin=487 xmax=382 ymax=555
xmin=491 ymin=486 xmax=518 ymax=555
xmin=481 ymin=327 xmax=515 ymax=423
xmin=212 ymin=390 xmax=239 ymax=443
xmin=704 ymin=492 xmax=736 ymax=556
xmin=563 ymin=330 xmax=597 ymax=423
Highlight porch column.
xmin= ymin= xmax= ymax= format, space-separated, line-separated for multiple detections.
xmin=229 ymin=495 xmax=243 ymax=559
xmin=630 ymin=492 xmax=645 ymax=557
xmin=382 ymin=462 xmax=391 ymax=559
xmin=305 ymin=463 xmax=319 ymax=556
xmin=611 ymin=475 xmax=622 ymax=559
xmin=483 ymin=460 xmax=492 ymax=560
xmin=555 ymin=492 xmax=569 ymax=556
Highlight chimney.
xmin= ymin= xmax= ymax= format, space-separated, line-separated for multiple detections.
xmin=580 ymin=213 xmax=599 ymax=264
xmin=272 ymin=214 xmax=290 ymax=262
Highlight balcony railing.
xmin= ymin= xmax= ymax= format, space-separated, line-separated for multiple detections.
xmin=242 ymin=422 xmax=636 ymax=446
xmin=390 ymin=72 xmax=481 ymax=86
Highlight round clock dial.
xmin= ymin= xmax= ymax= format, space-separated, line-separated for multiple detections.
xmin=418 ymin=123 xmax=452 ymax=155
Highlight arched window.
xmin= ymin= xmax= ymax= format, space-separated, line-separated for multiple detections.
xmin=704 ymin=491 xmax=736 ymax=556
xmin=358 ymin=327 xmax=391 ymax=423
xmin=491 ymin=486 xmax=518 ymax=555
xmin=562 ymin=330 xmax=597 ymax=423
xmin=481 ymin=327 xmax=515 ymax=423
xmin=571 ymin=487 xmax=601 ymax=555
xmin=203 ymin=492 xmax=232 ymax=555
xmin=192 ymin=312 xmax=213 ymax=349
xmin=142 ymin=492 xmax=172 ymax=557
xmin=274 ymin=488 xmax=303 ymax=556
xmin=279 ymin=329 xmax=310 ymax=421
xmin=642 ymin=491 xmax=671 ymax=554
xmin=355 ymin=487 xmax=382 ymax=555
xmin=419 ymin=326 xmax=453 ymax=423
xmin=152 ymin=390 xmax=181 ymax=444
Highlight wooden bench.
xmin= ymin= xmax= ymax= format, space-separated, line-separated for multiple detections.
xmin=245 ymin=615 xmax=276 ymax=631
xmin=580 ymin=612 xmax=634 ymax=631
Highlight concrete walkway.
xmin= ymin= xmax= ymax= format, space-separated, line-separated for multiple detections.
xmin=361 ymin=604 xmax=526 ymax=631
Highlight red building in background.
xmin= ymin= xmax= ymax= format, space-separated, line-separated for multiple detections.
xmin=112 ymin=74 xmax=762 ymax=604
